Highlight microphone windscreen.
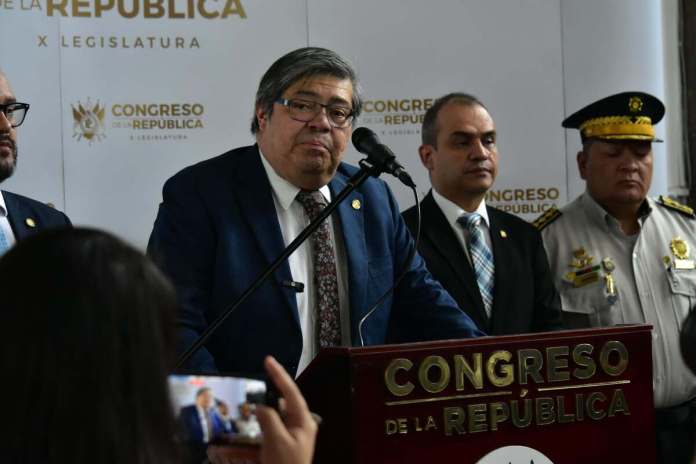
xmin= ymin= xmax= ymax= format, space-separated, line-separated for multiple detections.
xmin=352 ymin=127 xmax=380 ymax=154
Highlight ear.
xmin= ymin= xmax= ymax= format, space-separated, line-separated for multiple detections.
xmin=419 ymin=144 xmax=436 ymax=171
xmin=577 ymin=150 xmax=588 ymax=180
xmin=255 ymin=105 xmax=269 ymax=132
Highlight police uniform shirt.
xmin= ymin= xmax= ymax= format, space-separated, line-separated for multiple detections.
xmin=541 ymin=192 xmax=696 ymax=408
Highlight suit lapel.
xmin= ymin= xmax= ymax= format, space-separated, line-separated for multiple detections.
xmin=421 ymin=192 xmax=489 ymax=329
xmin=229 ymin=147 xmax=296 ymax=321
xmin=487 ymin=207 xmax=513 ymax=333
xmin=3 ymin=191 xmax=34 ymax=240
xmin=329 ymin=169 xmax=367 ymax=340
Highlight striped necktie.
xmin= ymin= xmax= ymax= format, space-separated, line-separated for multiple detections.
xmin=458 ymin=213 xmax=495 ymax=316
xmin=0 ymin=227 xmax=10 ymax=256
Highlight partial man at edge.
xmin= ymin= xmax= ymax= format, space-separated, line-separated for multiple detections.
xmin=0 ymin=70 xmax=70 ymax=255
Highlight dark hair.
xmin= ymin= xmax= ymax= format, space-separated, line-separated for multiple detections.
xmin=421 ymin=92 xmax=487 ymax=146
xmin=0 ymin=228 xmax=180 ymax=464
xmin=196 ymin=387 xmax=211 ymax=398
xmin=250 ymin=46 xmax=363 ymax=133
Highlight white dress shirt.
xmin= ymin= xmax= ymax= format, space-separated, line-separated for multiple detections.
xmin=0 ymin=191 xmax=17 ymax=249
xmin=431 ymin=189 xmax=493 ymax=267
xmin=259 ymin=153 xmax=350 ymax=376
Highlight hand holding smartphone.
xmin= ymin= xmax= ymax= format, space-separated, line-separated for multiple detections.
xmin=171 ymin=356 xmax=317 ymax=464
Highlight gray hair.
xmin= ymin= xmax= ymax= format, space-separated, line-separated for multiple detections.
xmin=421 ymin=92 xmax=487 ymax=147
xmin=250 ymin=47 xmax=363 ymax=133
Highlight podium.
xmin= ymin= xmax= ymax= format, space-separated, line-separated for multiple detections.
xmin=297 ymin=325 xmax=654 ymax=463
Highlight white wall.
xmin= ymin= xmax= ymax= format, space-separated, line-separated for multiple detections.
xmin=0 ymin=0 xmax=683 ymax=248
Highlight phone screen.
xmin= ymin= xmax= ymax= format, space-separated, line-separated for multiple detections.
xmin=169 ymin=373 xmax=268 ymax=461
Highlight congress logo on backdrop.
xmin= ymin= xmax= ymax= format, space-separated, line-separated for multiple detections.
xmin=72 ymin=99 xmax=106 ymax=144
xmin=69 ymin=99 xmax=206 ymax=144
xmin=361 ymin=97 xmax=434 ymax=138
xmin=486 ymin=186 xmax=561 ymax=217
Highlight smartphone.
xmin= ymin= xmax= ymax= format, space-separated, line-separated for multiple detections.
xmin=168 ymin=372 xmax=278 ymax=459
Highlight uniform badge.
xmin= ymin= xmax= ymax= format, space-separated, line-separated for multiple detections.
xmin=564 ymin=248 xmax=601 ymax=287
xmin=670 ymin=237 xmax=695 ymax=270
xmin=628 ymin=96 xmax=643 ymax=113
xmin=601 ymin=257 xmax=618 ymax=304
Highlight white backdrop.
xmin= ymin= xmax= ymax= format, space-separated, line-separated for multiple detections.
xmin=0 ymin=0 xmax=678 ymax=248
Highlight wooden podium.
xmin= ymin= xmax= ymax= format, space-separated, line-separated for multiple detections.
xmin=297 ymin=325 xmax=654 ymax=463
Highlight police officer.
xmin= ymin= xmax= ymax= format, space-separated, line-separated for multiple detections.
xmin=535 ymin=91 xmax=696 ymax=463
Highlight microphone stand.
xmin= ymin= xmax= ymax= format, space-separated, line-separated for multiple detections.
xmin=175 ymin=158 xmax=383 ymax=369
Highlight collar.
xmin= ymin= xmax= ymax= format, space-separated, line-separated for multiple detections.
xmin=259 ymin=149 xmax=331 ymax=209
xmin=580 ymin=191 xmax=652 ymax=230
xmin=0 ymin=191 xmax=7 ymax=218
xmin=432 ymin=189 xmax=489 ymax=230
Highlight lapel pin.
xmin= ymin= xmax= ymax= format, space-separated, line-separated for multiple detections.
xmin=351 ymin=199 xmax=361 ymax=210
xmin=25 ymin=218 xmax=36 ymax=228
xmin=499 ymin=230 xmax=507 ymax=238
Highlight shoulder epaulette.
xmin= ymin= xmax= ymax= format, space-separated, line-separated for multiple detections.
xmin=657 ymin=195 xmax=695 ymax=219
xmin=532 ymin=206 xmax=562 ymax=231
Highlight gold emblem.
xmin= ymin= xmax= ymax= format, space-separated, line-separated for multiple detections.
xmin=351 ymin=199 xmax=361 ymax=210
xmin=72 ymin=98 xmax=106 ymax=144
xmin=670 ymin=238 xmax=695 ymax=270
xmin=499 ymin=230 xmax=507 ymax=238
xmin=670 ymin=238 xmax=689 ymax=259
xmin=628 ymin=96 xmax=643 ymax=113
xmin=25 ymin=218 xmax=36 ymax=228
xmin=564 ymin=248 xmax=601 ymax=287
xmin=571 ymin=248 xmax=594 ymax=269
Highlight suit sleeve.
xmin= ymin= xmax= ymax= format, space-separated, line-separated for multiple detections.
xmin=384 ymin=186 xmax=486 ymax=341
xmin=148 ymin=170 xmax=218 ymax=372
xmin=531 ymin=229 xmax=563 ymax=331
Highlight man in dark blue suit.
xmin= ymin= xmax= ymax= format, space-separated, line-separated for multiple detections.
xmin=179 ymin=387 xmax=229 ymax=463
xmin=148 ymin=47 xmax=483 ymax=377
xmin=0 ymin=71 xmax=70 ymax=253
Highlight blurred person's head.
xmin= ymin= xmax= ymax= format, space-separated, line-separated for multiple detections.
xmin=0 ymin=227 xmax=179 ymax=464
xmin=239 ymin=402 xmax=253 ymax=420
xmin=216 ymin=400 xmax=230 ymax=417
xmin=195 ymin=387 xmax=214 ymax=410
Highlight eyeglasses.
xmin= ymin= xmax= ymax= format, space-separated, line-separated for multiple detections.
xmin=276 ymin=98 xmax=353 ymax=128
xmin=0 ymin=102 xmax=30 ymax=128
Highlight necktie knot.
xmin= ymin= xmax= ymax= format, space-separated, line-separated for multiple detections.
xmin=458 ymin=212 xmax=482 ymax=231
xmin=296 ymin=190 xmax=327 ymax=219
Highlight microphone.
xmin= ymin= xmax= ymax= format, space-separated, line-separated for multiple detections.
xmin=352 ymin=127 xmax=416 ymax=187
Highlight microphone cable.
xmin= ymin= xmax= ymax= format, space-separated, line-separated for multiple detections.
xmin=358 ymin=185 xmax=421 ymax=346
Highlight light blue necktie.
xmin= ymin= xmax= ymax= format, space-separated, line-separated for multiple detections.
xmin=0 ymin=227 xmax=10 ymax=256
xmin=458 ymin=213 xmax=495 ymax=316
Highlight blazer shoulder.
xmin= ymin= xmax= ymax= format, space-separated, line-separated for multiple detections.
xmin=3 ymin=191 xmax=70 ymax=224
xmin=164 ymin=145 xmax=255 ymax=189
xmin=487 ymin=205 xmax=540 ymax=234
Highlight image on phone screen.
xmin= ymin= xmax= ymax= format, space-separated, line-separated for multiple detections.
xmin=168 ymin=374 xmax=267 ymax=463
